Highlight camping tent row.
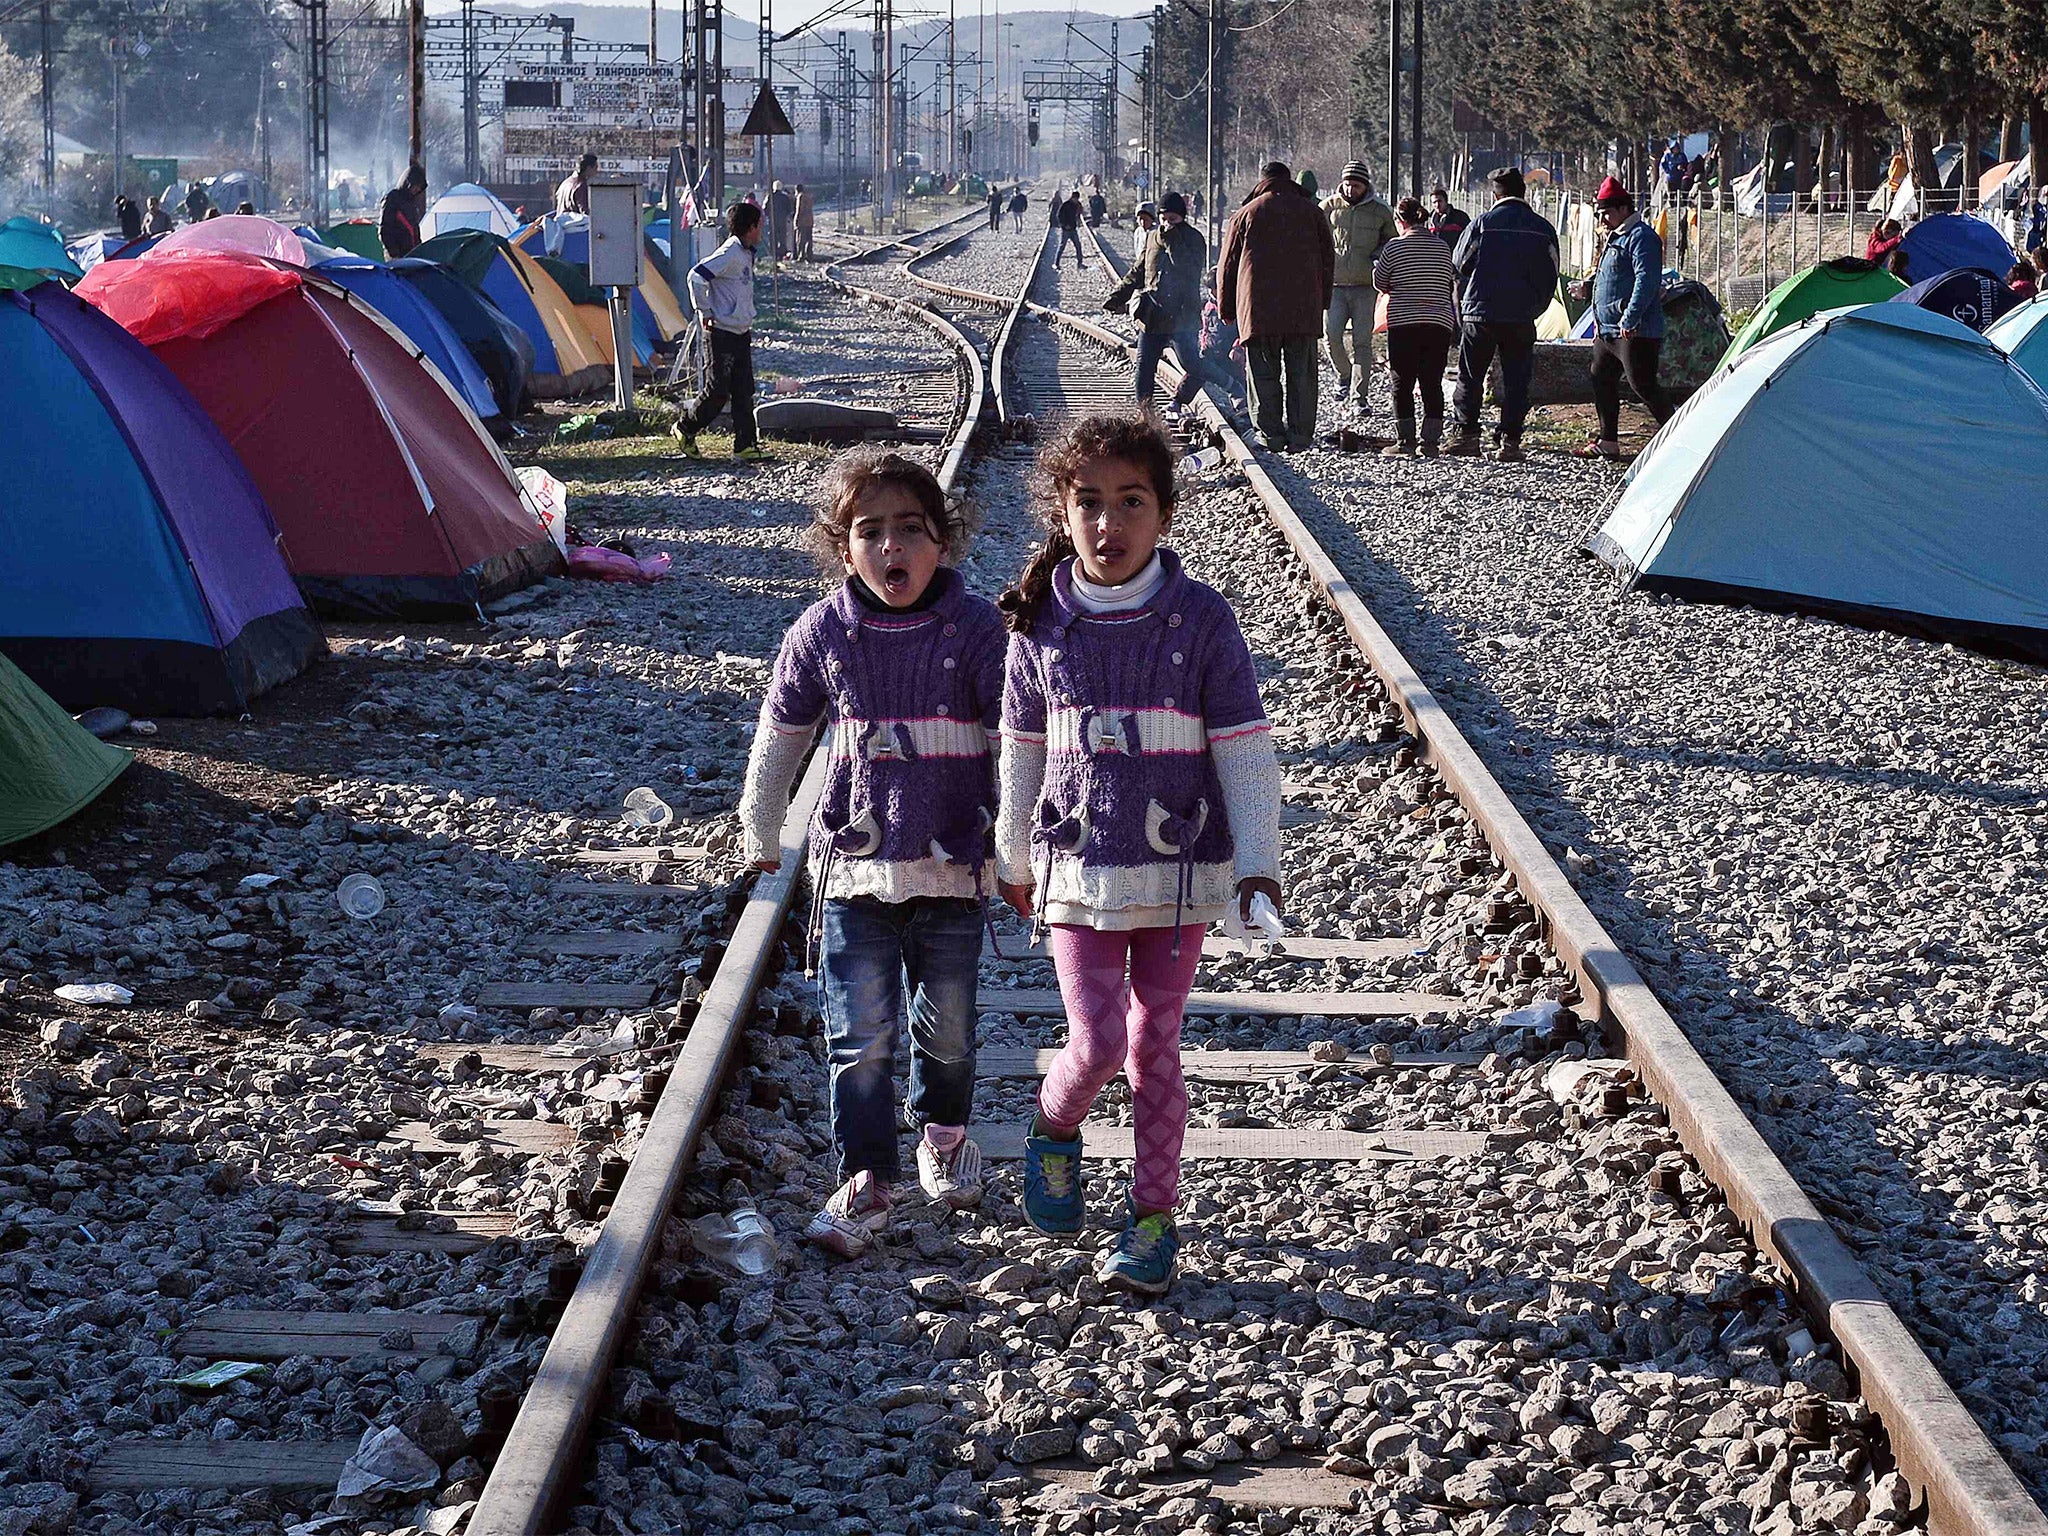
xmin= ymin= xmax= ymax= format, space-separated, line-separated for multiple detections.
xmin=0 ymin=255 xmax=564 ymax=720
xmin=1587 ymin=303 xmax=2048 ymax=663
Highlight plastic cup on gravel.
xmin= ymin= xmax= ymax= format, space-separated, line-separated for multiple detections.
xmin=336 ymin=874 xmax=386 ymax=920
xmin=623 ymin=787 xmax=674 ymax=830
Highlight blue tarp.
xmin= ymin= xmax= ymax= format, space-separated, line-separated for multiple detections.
xmin=1897 ymin=214 xmax=2015 ymax=285
xmin=314 ymin=254 xmax=501 ymax=421
xmin=1586 ymin=303 xmax=2048 ymax=661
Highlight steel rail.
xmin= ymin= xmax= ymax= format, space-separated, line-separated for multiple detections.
xmin=1051 ymin=218 xmax=2048 ymax=1536
xmin=465 ymin=224 xmax=991 ymax=1536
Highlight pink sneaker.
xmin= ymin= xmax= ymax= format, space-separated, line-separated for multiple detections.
xmin=804 ymin=1170 xmax=892 ymax=1258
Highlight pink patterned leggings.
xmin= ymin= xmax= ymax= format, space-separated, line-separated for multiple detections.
xmin=1037 ymin=923 xmax=1204 ymax=1211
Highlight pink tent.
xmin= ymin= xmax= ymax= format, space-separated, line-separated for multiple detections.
xmin=150 ymin=215 xmax=307 ymax=268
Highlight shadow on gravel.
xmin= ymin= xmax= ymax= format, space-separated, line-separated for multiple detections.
xmin=1257 ymin=462 xmax=2048 ymax=1486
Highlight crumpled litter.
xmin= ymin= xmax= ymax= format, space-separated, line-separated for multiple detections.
xmin=547 ymin=1017 xmax=639 ymax=1058
xmin=334 ymin=1424 xmax=441 ymax=1503
xmin=53 ymin=982 xmax=133 ymax=1007
xmin=567 ymin=544 xmax=671 ymax=584
xmin=168 ymin=1360 xmax=267 ymax=1391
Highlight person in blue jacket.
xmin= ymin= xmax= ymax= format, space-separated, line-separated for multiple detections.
xmin=1571 ymin=176 xmax=1672 ymax=460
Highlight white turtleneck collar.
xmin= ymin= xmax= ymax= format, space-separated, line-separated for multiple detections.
xmin=1067 ymin=551 xmax=1165 ymax=614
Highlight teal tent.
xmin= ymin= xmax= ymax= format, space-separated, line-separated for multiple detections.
xmin=0 ymin=217 xmax=82 ymax=283
xmin=1985 ymin=296 xmax=2048 ymax=392
xmin=1587 ymin=304 xmax=2048 ymax=661
xmin=0 ymin=652 xmax=131 ymax=846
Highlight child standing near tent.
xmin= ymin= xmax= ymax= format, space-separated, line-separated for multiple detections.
xmin=739 ymin=452 xmax=1005 ymax=1257
xmin=995 ymin=412 xmax=1283 ymax=1295
xmin=677 ymin=201 xmax=768 ymax=462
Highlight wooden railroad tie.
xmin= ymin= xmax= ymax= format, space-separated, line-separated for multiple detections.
xmin=173 ymin=1309 xmax=472 ymax=1362
xmin=977 ymin=1123 xmax=1493 ymax=1163
xmin=473 ymin=982 xmax=657 ymax=1011
xmin=1006 ymin=934 xmax=1420 ymax=964
xmin=974 ymin=1047 xmax=1479 ymax=1083
xmin=386 ymin=1120 xmax=579 ymax=1157
xmin=978 ymin=987 xmax=1465 ymax=1019
xmin=1021 ymin=1458 xmax=1362 ymax=1511
xmin=548 ymin=881 xmax=703 ymax=899
xmin=337 ymin=1209 xmax=518 ymax=1256
xmin=519 ymin=930 xmax=683 ymax=958
xmin=89 ymin=1440 xmax=359 ymax=1492
xmin=568 ymin=846 xmax=710 ymax=865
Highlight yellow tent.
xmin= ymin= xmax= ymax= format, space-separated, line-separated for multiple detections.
xmin=639 ymin=253 xmax=689 ymax=342
xmin=505 ymin=242 xmax=604 ymax=374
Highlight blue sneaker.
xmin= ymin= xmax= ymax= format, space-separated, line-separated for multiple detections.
xmin=1098 ymin=1201 xmax=1179 ymax=1295
xmin=1021 ymin=1126 xmax=1084 ymax=1233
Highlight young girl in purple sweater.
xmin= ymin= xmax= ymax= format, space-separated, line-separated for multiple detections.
xmin=739 ymin=452 xmax=1006 ymax=1258
xmin=995 ymin=413 xmax=1283 ymax=1294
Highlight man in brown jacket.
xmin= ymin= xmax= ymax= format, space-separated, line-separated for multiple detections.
xmin=1216 ymin=160 xmax=1336 ymax=451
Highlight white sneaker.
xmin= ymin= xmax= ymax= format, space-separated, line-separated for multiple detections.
xmin=916 ymin=1130 xmax=985 ymax=1209
xmin=804 ymin=1170 xmax=892 ymax=1258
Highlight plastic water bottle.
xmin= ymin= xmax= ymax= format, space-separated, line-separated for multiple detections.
xmin=1183 ymin=446 xmax=1225 ymax=475
xmin=336 ymin=873 xmax=386 ymax=920
xmin=691 ymin=1209 xmax=779 ymax=1276
xmin=622 ymin=787 xmax=674 ymax=830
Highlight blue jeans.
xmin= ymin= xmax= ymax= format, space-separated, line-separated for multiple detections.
xmin=817 ymin=896 xmax=982 ymax=1182
xmin=1135 ymin=325 xmax=1208 ymax=409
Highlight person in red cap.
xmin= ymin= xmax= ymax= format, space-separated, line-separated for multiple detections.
xmin=1570 ymin=177 xmax=1671 ymax=460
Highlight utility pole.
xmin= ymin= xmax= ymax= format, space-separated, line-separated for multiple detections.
xmin=883 ymin=0 xmax=895 ymax=224
xmin=461 ymin=0 xmax=479 ymax=182
xmin=38 ymin=0 xmax=53 ymax=203
xmin=1409 ymin=0 xmax=1421 ymax=198
xmin=1386 ymin=0 xmax=1399 ymax=198
xmin=649 ymin=0 xmax=657 ymax=62
xmin=976 ymin=0 xmax=984 ymax=174
xmin=837 ymin=31 xmax=849 ymax=229
xmin=1204 ymin=0 xmax=1216 ymax=250
xmin=304 ymin=0 xmax=331 ymax=220
xmin=946 ymin=0 xmax=955 ymax=178
xmin=111 ymin=33 xmax=125 ymax=207
xmin=870 ymin=0 xmax=883 ymax=229
xmin=1106 ymin=20 xmax=1118 ymax=185
xmin=408 ymin=0 xmax=426 ymax=171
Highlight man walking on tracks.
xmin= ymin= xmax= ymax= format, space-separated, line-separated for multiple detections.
xmin=988 ymin=184 xmax=1005 ymax=231
xmin=793 ymin=184 xmax=815 ymax=261
xmin=1320 ymin=161 xmax=1398 ymax=417
xmin=676 ymin=202 xmax=769 ymax=463
xmin=1216 ymin=160 xmax=1335 ymax=452
xmin=1105 ymin=191 xmax=1211 ymax=418
xmin=1447 ymin=166 xmax=1558 ymax=462
xmin=1056 ymin=191 xmax=1086 ymax=269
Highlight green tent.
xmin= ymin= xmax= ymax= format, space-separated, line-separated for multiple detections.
xmin=1720 ymin=258 xmax=1906 ymax=369
xmin=317 ymin=220 xmax=385 ymax=260
xmin=0 ymin=652 xmax=130 ymax=846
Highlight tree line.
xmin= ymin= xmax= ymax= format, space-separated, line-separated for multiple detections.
xmin=1147 ymin=0 xmax=2048 ymax=203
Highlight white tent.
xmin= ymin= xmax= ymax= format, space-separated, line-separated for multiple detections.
xmin=428 ymin=182 xmax=520 ymax=238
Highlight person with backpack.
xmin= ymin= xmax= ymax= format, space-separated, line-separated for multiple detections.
xmin=1105 ymin=191 xmax=1211 ymax=417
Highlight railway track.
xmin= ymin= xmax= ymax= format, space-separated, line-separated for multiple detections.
xmin=18 ymin=198 xmax=2039 ymax=1536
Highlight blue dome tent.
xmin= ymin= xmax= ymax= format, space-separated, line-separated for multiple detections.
xmin=314 ymin=254 xmax=502 ymax=424
xmin=1897 ymin=214 xmax=2015 ymax=285
xmin=1891 ymin=267 xmax=2021 ymax=332
xmin=1586 ymin=304 xmax=2048 ymax=661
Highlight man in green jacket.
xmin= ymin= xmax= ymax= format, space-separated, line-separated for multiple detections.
xmin=1321 ymin=161 xmax=1399 ymax=415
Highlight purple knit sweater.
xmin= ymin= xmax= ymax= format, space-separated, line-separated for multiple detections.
xmin=740 ymin=567 xmax=1006 ymax=902
xmin=998 ymin=550 xmax=1274 ymax=920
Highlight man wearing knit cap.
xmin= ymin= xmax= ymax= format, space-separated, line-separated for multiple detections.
xmin=1566 ymin=176 xmax=1671 ymax=458
xmin=1321 ymin=162 xmax=1399 ymax=417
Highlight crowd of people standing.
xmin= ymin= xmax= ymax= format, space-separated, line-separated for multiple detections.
xmin=1102 ymin=156 xmax=1686 ymax=465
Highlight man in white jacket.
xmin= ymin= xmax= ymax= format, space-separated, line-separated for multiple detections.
xmin=678 ymin=201 xmax=768 ymax=461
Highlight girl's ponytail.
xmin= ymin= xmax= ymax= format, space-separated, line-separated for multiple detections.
xmin=998 ymin=526 xmax=1074 ymax=633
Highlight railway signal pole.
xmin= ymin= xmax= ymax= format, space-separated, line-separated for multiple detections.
xmin=408 ymin=0 xmax=425 ymax=171
xmin=38 ymin=0 xmax=53 ymax=201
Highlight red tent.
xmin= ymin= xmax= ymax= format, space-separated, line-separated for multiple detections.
xmin=77 ymin=256 xmax=562 ymax=616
